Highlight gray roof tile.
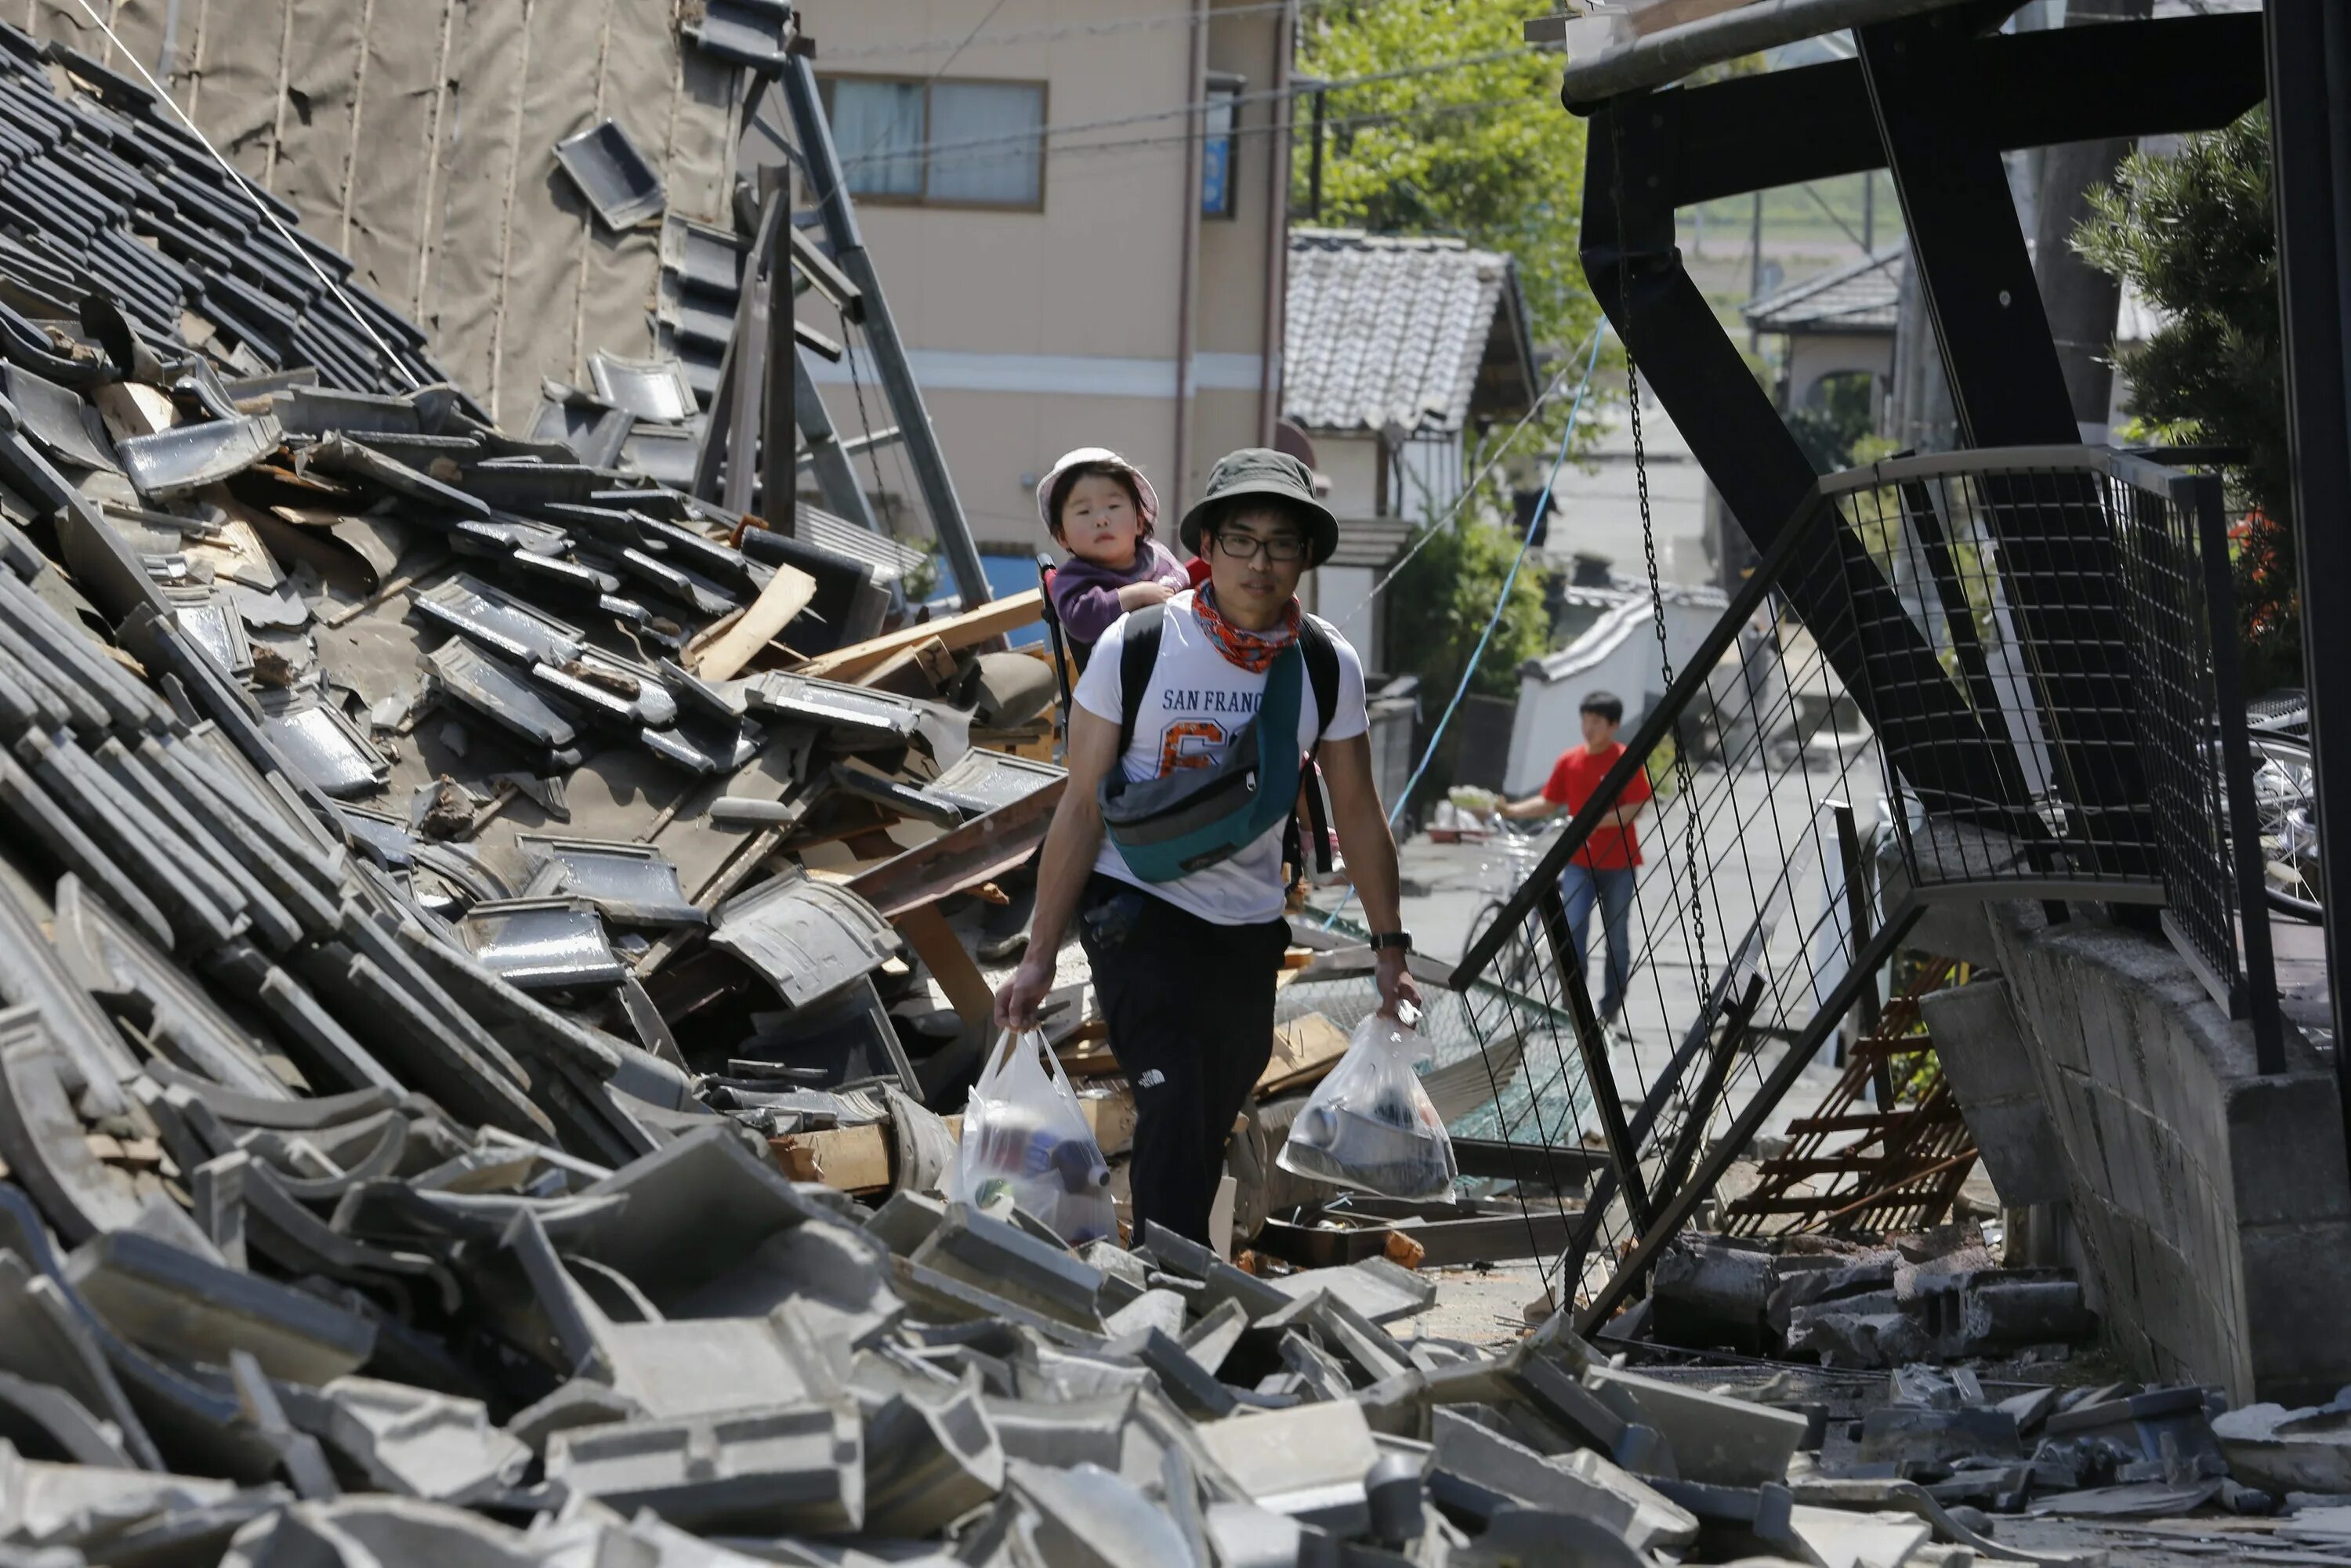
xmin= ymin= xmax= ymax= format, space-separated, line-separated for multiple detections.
xmin=1284 ymin=229 xmax=1534 ymax=436
xmin=1742 ymin=244 xmax=1906 ymax=335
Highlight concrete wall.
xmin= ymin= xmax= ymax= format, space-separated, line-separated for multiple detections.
xmin=1317 ymin=438 xmax=1382 ymax=520
xmin=1546 ymin=395 xmax=1716 ymax=590
xmin=1913 ymin=885 xmax=2351 ymax=1404
xmin=1784 ymin=333 xmax=1893 ymax=415
xmin=1503 ymin=593 xmax=1721 ymax=795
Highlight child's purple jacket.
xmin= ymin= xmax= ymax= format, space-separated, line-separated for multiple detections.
xmin=1049 ymin=540 xmax=1190 ymax=646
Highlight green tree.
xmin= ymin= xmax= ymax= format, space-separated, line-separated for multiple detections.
xmin=1784 ymin=370 xmax=1877 ymax=475
xmin=1382 ymin=512 xmax=1549 ymax=807
xmin=1296 ymin=0 xmax=1599 ymax=369
xmin=2073 ymin=110 xmax=2298 ymax=691
xmin=1300 ymin=0 xmax=1594 ymax=756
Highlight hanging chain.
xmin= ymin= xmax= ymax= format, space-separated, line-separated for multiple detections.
xmin=1609 ymin=103 xmax=1711 ymax=1014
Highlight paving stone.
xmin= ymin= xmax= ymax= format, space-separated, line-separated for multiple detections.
xmin=860 ymin=1373 xmax=1004 ymax=1537
xmin=298 ymin=1378 xmax=531 ymax=1503
xmin=1007 ymin=1458 xmax=1197 ymax=1568
xmin=1428 ymin=1408 xmax=1698 ymax=1554
xmin=1267 ymin=1258 xmax=1437 ymax=1325
xmin=912 ymin=1204 xmax=1106 ymax=1332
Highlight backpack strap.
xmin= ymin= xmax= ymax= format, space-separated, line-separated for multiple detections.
xmin=1115 ymin=602 xmax=1166 ymax=760
xmin=1288 ymin=616 xmax=1343 ymax=879
xmin=1297 ymin=616 xmax=1340 ymax=747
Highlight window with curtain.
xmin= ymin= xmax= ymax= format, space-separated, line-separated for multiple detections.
xmin=828 ymin=79 xmax=926 ymax=198
xmin=820 ymin=77 xmax=1045 ymax=209
xmin=929 ymin=81 xmax=1044 ymax=206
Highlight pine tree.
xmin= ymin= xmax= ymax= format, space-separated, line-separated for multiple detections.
xmin=2073 ymin=110 xmax=2297 ymax=691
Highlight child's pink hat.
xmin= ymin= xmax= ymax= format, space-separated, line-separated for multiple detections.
xmin=1035 ymin=447 xmax=1161 ymax=535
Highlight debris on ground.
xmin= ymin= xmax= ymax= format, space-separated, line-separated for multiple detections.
xmin=11 ymin=20 xmax=2351 ymax=1568
xmin=1639 ymin=1227 xmax=2096 ymax=1371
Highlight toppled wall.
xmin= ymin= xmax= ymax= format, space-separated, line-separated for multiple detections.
xmin=1917 ymin=887 xmax=2351 ymax=1406
xmin=20 ymin=0 xmax=741 ymax=429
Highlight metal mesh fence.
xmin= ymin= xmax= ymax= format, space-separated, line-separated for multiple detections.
xmin=1444 ymin=445 xmax=2280 ymax=1331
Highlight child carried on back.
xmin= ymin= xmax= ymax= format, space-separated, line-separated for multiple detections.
xmin=1038 ymin=447 xmax=1192 ymax=665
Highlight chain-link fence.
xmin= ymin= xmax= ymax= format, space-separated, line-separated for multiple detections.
xmin=1444 ymin=445 xmax=2281 ymax=1333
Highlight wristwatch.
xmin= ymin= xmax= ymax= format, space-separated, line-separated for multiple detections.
xmin=1367 ymin=931 xmax=1412 ymax=953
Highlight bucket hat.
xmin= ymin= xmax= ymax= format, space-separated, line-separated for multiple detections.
xmin=1035 ymin=447 xmax=1161 ymax=537
xmin=1176 ymin=448 xmax=1339 ymax=568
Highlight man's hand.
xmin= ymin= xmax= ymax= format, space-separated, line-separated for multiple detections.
xmin=993 ymin=954 xmax=1056 ymax=1032
xmin=1375 ymin=947 xmax=1422 ymax=1020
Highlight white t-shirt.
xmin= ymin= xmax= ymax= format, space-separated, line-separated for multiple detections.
xmin=1074 ymin=591 xmax=1369 ymax=924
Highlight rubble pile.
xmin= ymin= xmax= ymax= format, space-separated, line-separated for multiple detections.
xmin=1829 ymin=1363 xmax=2280 ymax=1523
xmin=16 ymin=21 xmax=2351 ymax=1568
xmin=1642 ymin=1229 xmax=2096 ymax=1371
xmin=0 ymin=13 xmax=1076 ymax=1162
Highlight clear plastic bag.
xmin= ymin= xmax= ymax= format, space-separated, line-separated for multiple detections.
xmin=950 ymin=1028 xmax=1117 ymax=1244
xmin=1276 ymin=1012 xmax=1458 ymax=1199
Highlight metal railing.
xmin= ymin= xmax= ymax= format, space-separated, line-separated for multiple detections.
xmin=1833 ymin=447 xmax=2277 ymax=1043
xmin=1446 ymin=446 xmax=2283 ymax=1331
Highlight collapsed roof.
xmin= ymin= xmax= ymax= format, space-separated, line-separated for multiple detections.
xmin=14 ymin=0 xmax=751 ymax=431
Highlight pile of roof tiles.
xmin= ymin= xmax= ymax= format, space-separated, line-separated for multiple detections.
xmin=0 ymin=25 xmax=451 ymax=403
xmin=0 ymin=28 xmax=2178 ymax=1568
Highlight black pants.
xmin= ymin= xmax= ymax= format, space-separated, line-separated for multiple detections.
xmin=1077 ymin=874 xmax=1288 ymax=1248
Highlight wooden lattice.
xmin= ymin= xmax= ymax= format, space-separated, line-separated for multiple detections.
xmin=1723 ymin=958 xmax=1980 ymax=1237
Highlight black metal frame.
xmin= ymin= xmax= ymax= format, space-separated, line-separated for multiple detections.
xmin=1574 ymin=9 xmax=2266 ymax=884
xmin=2266 ymin=2 xmax=2351 ymax=1135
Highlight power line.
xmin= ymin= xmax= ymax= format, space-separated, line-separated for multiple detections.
xmin=911 ymin=92 xmax=1540 ymax=176
xmin=864 ymin=0 xmax=1014 ymax=171
xmin=836 ymin=42 xmax=1552 ymax=170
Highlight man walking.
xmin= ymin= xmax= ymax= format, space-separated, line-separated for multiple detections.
xmin=994 ymin=450 xmax=1418 ymax=1247
xmin=1502 ymin=692 xmax=1651 ymax=1036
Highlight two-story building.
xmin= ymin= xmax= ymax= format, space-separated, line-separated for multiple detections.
xmin=791 ymin=1 xmax=1293 ymax=598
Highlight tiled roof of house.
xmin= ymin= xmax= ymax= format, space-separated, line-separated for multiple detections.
xmin=1744 ymin=237 xmax=2167 ymax=344
xmin=1743 ymin=244 xmax=1906 ymax=335
xmin=1284 ymin=229 xmax=1538 ymax=437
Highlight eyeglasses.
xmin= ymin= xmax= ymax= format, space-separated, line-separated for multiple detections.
xmin=1210 ymin=531 xmax=1307 ymax=563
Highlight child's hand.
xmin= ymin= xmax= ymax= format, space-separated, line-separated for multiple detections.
xmin=1116 ymin=580 xmax=1176 ymax=611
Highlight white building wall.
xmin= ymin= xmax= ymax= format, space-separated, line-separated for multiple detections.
xmin=1504 ymin=595 xmax=1725 ymax=795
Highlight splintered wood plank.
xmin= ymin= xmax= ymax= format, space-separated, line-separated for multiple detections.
xmin=894 ymin=904 xmax=994 ymax=1037
xmin=1258 ymin=1011 xmax=1352 ymax=1097
xmin=794 ymin=589 xmax=1043 ymax=683
xmin=688 ymin=563 xmax=819 ymax=682
xmin=857 ymin=636 xmax=954 ymax=698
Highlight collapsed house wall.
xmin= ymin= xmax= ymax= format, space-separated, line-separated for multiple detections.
xmin=20 ymin=0 xmax=741 ymax=429
xmin=1911 ymin=885 xmax=2351 ymax=1406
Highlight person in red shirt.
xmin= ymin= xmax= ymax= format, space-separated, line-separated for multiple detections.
xmin=1500 ymin=692 xmax=1652 ymax=1034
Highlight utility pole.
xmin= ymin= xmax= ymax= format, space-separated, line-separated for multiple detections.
xmin=1308 ymin=86 xmax=1327 ymax=222
xmin=2032 ymin=0 xmax=2150 ymax=441
xmin=1748 ymin=190 xmax=1764 ymax=353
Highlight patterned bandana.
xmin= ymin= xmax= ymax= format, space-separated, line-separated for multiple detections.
xmin=1193 ymin=584 xmax=1302 ymax=674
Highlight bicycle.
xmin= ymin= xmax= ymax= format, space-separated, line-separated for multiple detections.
xmin=1463 ymin=818 xmax=1549 ymax=998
